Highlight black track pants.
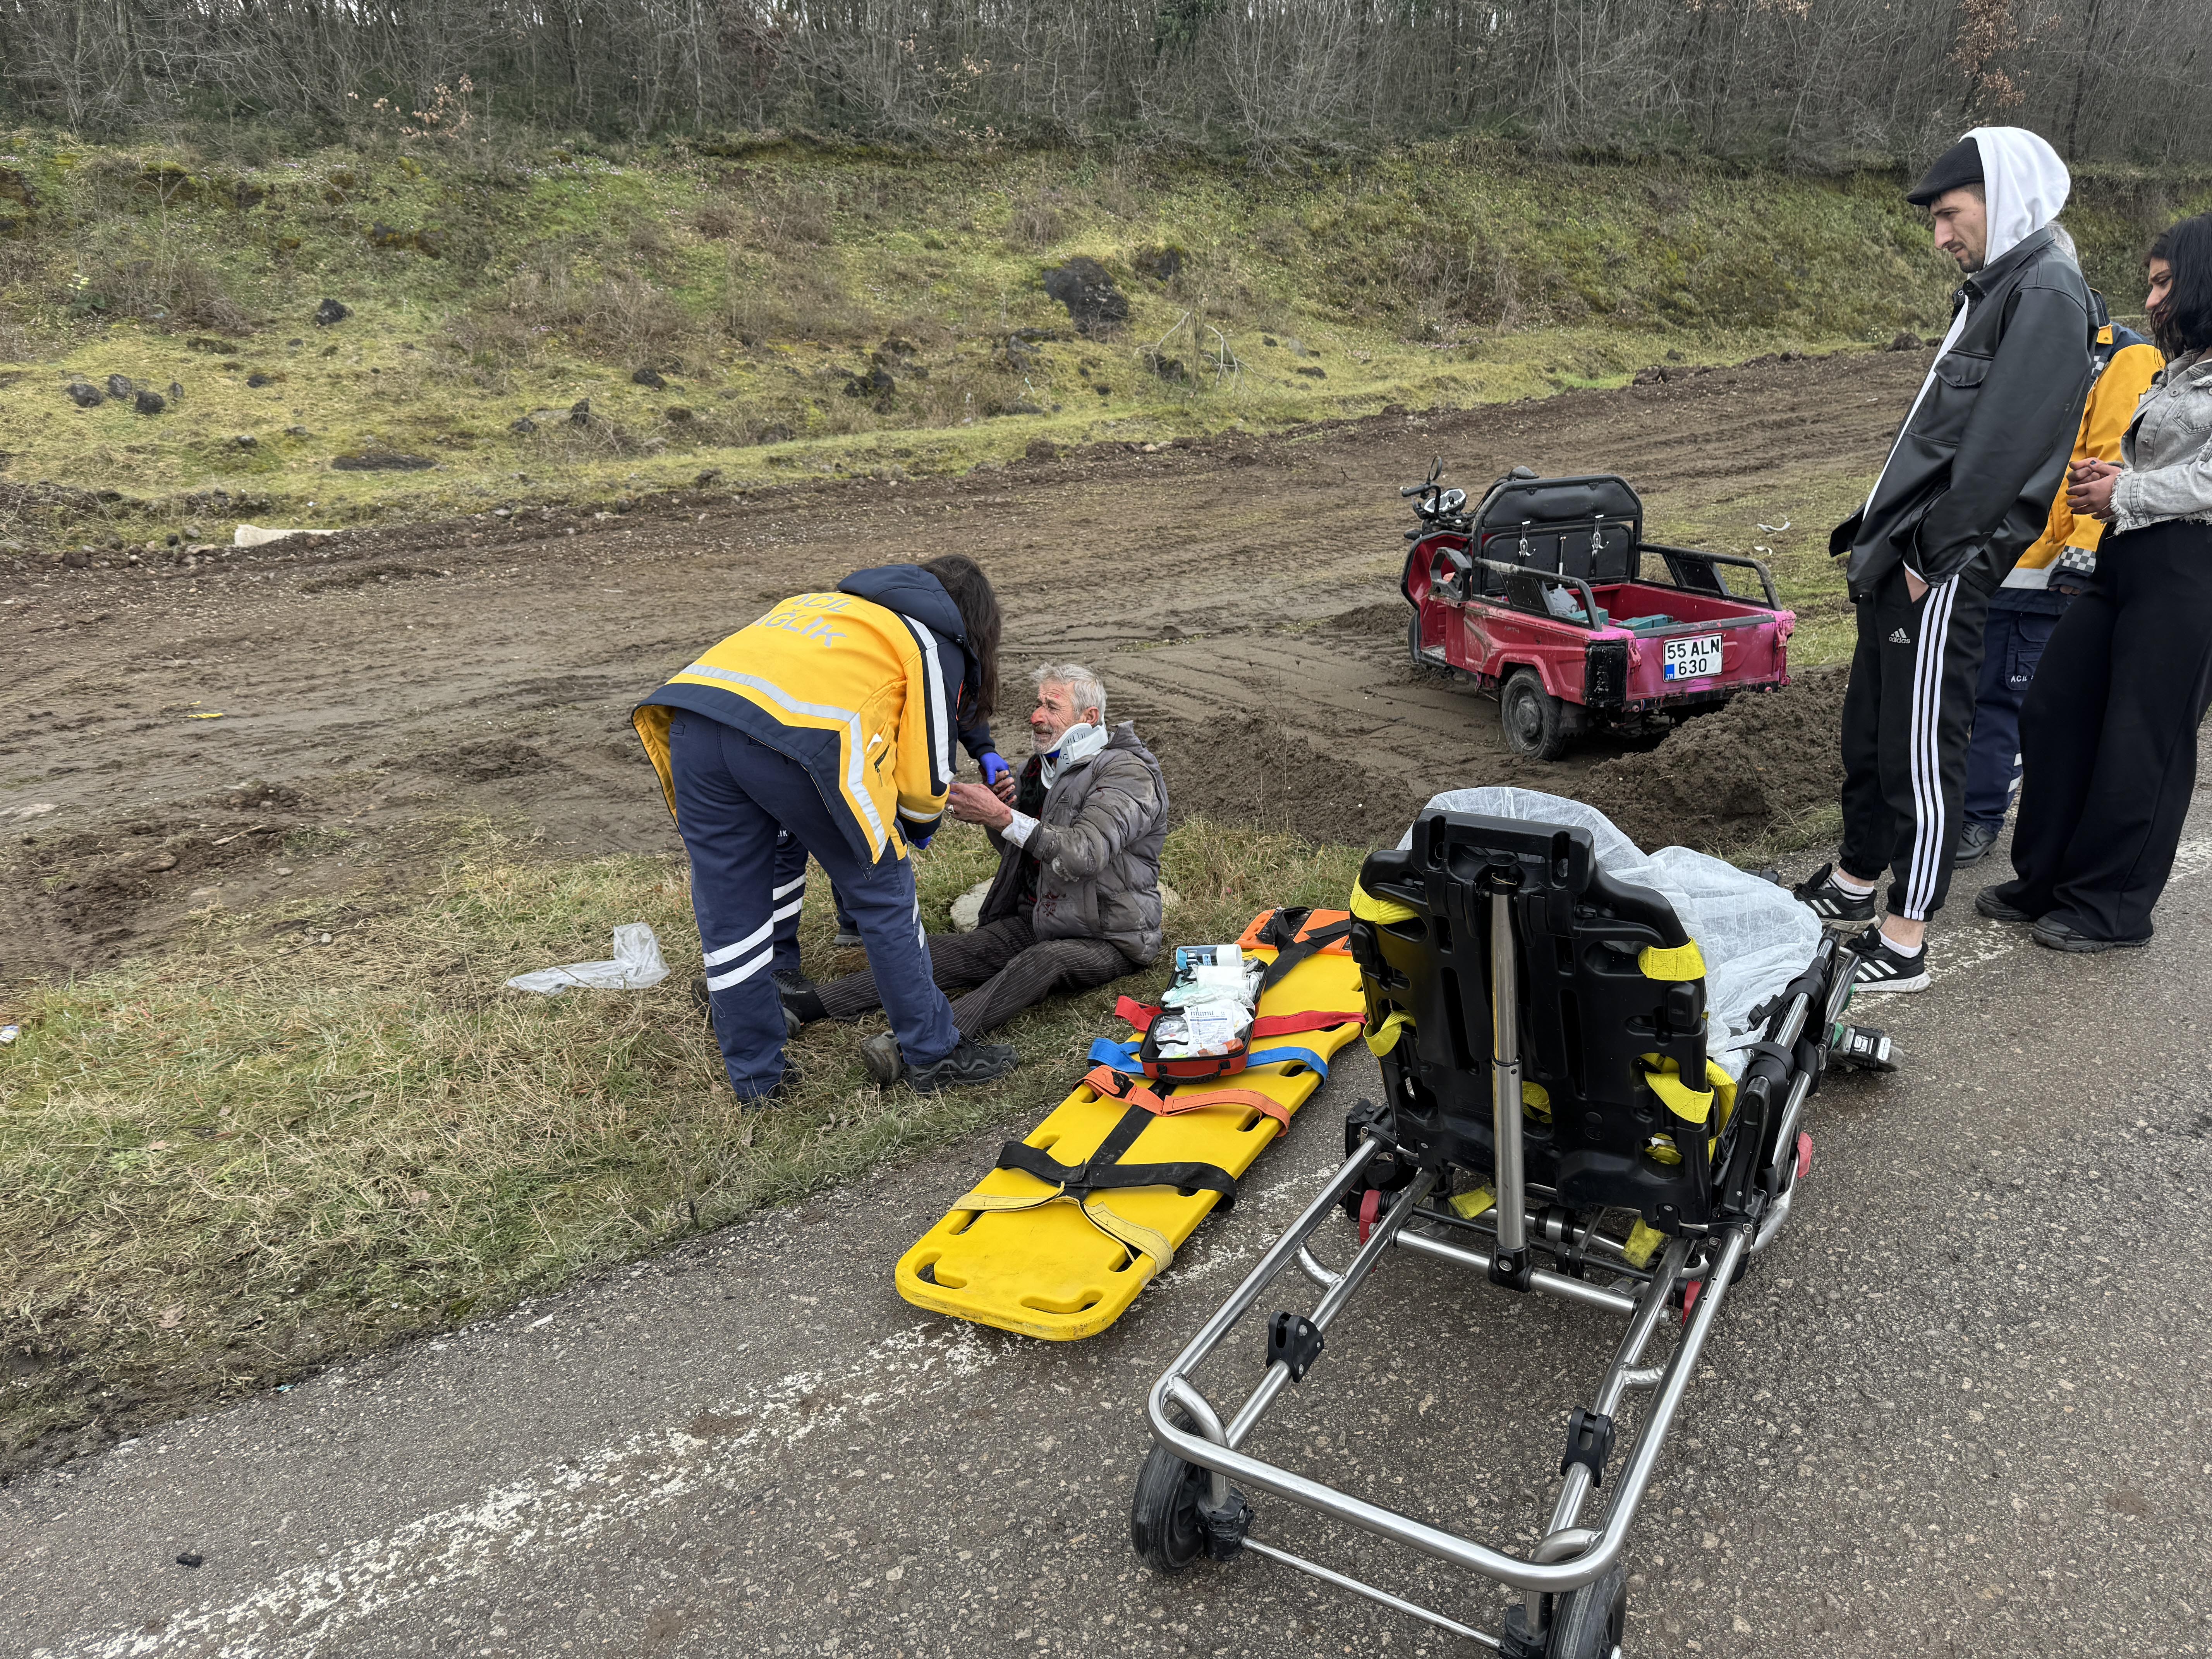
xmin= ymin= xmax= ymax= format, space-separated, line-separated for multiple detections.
xmin=1995 ymin=519 xmax=2212 ymax=941
xmin=1837 ymin=566 xmax=1992 ymax=922
xmin=816 ymin=915 xmax=1137 ymax=1039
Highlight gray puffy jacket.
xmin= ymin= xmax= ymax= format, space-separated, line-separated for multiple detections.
xmin=980 ymin=723 xmax=1168 ymax=964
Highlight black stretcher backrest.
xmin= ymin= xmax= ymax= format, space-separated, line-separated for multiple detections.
xmin=1471 ymin=473 xmax=1643 ymax=592
xmin=1351 ymin=808 xmax=1721 ymax=1235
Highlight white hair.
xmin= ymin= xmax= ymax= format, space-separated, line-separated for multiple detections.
xmin=1032 ymin=661 xmax=1106 ymax=723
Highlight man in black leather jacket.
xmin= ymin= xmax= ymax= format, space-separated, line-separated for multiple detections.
xmin=1795 ymin=126 xmax=2094 ymax=992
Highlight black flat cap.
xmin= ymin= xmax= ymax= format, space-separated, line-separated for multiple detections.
xmin=1908 ymin=136 xmax=1983 ymax=206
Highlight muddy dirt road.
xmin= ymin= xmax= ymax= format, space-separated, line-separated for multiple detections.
xmin=4 ymin=349 xmax=1922 ymax=976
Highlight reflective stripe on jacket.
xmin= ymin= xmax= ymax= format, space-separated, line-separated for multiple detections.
xmin=633 ymin=566 xmax=970 ymax=865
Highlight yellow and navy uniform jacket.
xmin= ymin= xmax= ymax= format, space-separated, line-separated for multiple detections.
xmin=2005 ymin=302 xmax=2163 ymax=590
xmin=632 ymin=564 xmax=974 ymax=865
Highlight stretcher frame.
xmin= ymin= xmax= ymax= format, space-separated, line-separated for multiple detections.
xmin=1138 ymin=901 xmax=1857 ymax=1652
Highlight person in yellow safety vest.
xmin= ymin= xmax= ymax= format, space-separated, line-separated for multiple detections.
xmin=632 ymin=556 xmax=1020 ymax=1103
xmin=1956 ymin=270 xmax=2164 ymax=866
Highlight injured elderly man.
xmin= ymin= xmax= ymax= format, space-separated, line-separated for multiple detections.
xmin=780 ymin=663 xmax=1169 ymax=1088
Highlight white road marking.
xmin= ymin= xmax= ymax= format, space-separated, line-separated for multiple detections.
xmin=42 ymin=1323 xmax=1003 ymax=1659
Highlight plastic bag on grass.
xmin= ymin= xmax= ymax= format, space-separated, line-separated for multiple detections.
xmin=1398 ymin=788 xmax=1820 ymax=1077
xmin=504 ymin=923 xmax=670 ymax=994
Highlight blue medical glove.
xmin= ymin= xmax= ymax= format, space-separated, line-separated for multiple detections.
xmin=980 ymin=751 xmax=1011 ymax=787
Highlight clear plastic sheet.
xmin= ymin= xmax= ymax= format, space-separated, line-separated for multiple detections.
xmin=503 ymin=923 xmax=671 ymax=994
xmin=1398 ymin=788 xmax=1820 ymax=1076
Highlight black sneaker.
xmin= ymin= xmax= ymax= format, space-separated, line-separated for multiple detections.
xmin=1848 ymin=930 xmax=1930 ymax=993
xmin=833 ymin=927 xmax=864 ymax=950
xmin=773 ymin=970 xmax=824 ymax=1037
xmin=1792 ymin=862 xmax=1879 ymax=927
xmin=1975 ymin=886 xmax=2038 ymax=924
xmin=906 ymin=1037 xmax=1019 ymax=1094
xmin=1954 ymin=821 xmax=2001 ymax=866
xmin=2030 ymin=917 xmax=2151 ymax=953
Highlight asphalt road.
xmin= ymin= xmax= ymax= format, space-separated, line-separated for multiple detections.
xmin=9 ymin=811 xmax=2212 ymax=1659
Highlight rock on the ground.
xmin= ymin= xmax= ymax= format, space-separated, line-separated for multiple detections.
xmin=106 ymin=374 xmax=134 ymax=398
xmin=631 ymin=368 xmax=666 ymax=390
xmin=134 ymin=390 xmax=165 ymax=416
xmin=65 ymin=382 xmax=102 ymax=408
xmin=314 ymin=297 xmax=350 ymax=327
xmin=1041 ymin=256 xmax=1129 ymax=336
xmin=233 ymin=524 xmax=304 ymax=548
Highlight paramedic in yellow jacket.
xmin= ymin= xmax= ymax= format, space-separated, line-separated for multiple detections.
xmin=1956 ymin=274 xmax=2163 ymax=865
xmin=633 ymin=556 xmax=1020 ymax=1103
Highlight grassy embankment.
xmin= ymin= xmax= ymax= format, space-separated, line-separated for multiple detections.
xmin=0 ymin=816 xmax=1360 ymax=1468
xmin=0 ymin=127 xmax=1987 ymax=555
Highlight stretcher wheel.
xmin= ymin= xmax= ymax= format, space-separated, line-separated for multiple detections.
xmin=1130 ymin=1415 xmax=1212 ymax=1574
xmin=1544 ymin=1562 xmax=1627 ymax=1659
xmin=1501 ymin=668 xmax=1573 ymax=762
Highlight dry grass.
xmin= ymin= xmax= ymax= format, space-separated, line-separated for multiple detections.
xmin=0 ymin=816 xmax=1364 ymax=1467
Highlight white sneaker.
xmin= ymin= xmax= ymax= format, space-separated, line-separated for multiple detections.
xmin=1849 ymin=931 xmax=1929 ymax=993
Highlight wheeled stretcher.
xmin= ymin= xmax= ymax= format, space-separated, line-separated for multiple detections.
xmin=1129 ymin=807 xmax=1864 ymax=1655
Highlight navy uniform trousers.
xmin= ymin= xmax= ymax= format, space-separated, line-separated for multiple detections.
xmin=666 ymin=712 xmax=959 ymax=1099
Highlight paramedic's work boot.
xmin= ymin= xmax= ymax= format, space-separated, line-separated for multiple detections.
xmin=2030 ymin=917 xmax=2152 ymax=954
xmin=1953 ymin=821 xmax=2001 ymax=866
xmin=1792 ymin=862 xmax=1878 ymax=927
xmin=907 ymin=1037 xmax=1019 ymax=1094
xmin=1848 ymin=928 xmax=1930 ymax=993
xmin=1975 ymin=886 xmax=2038 ymax=924
xmin=833 ymin=926 xmax=864 ymax=950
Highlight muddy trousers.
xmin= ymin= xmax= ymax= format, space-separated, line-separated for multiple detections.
xmin=1995 ymin=520 xmax=2212 ymax=941
xmin=1837 ymin=567 xmax=1991 ymax=922
xmin=814 ymin=916 xmax=1136 ymax=1040
xmin=666 ymin=714 xmax=958 ymax=1099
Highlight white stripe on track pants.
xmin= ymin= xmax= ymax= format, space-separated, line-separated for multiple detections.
xmin=1837 ymin=565 xmax=1993 ymax=922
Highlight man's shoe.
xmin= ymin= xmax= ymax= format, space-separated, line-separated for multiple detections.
xmin=773 ymin=969 xmax=821 ymax=1037
xmin=1954 ymin=821 xmax=2002 ymax=866
xmin=733 ymin=1073 xmax=797 ymax=1109
xmin=2030 ymin=917 xmax=2151 ymax=953
xmin=907 ymin=1038 xmax=1019 ymax=1094
xmin=1848 ymin=929 xmax=1930 ymax=993
xmin=1975 ymin=886 xmax=2038 ymax=924
xmin=1792 ymin=862 xmax=1879 ymax=927
xmin=833 ymin=927 xmax=864 ymax=950
xmin=860 ymin=1032 xmax=905 ymax=1087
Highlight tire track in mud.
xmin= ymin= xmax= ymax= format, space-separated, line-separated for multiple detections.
xmin=3 ymin=349 xmax=1931 ymax=971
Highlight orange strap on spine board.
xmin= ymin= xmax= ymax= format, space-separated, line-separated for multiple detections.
xmin=1082 ymin=1065 xmax=1292 ymax=1132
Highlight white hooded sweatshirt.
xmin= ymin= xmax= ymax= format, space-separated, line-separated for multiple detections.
xmin=1868 ymin=127 xmax=2076 ymax=543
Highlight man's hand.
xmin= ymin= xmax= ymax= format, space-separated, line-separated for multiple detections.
xmin=946 ymin=779 xmax=1014 ymax=831
xmin=1905 ymin=570 xmax=1929 ymax=603
xmin=2067 ymin=458 xmax=2122 ymax=522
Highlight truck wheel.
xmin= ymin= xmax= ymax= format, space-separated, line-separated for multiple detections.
xmin=1501 ymin=667 xmax=1573 ymax=761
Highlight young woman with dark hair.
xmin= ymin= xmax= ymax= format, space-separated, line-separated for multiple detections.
xmin=1983 ymin=213 xmax=2212 ymax=949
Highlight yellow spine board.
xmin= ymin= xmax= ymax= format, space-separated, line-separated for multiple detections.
xmin=894 ymin=934 xmax=1366 ymax=1340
